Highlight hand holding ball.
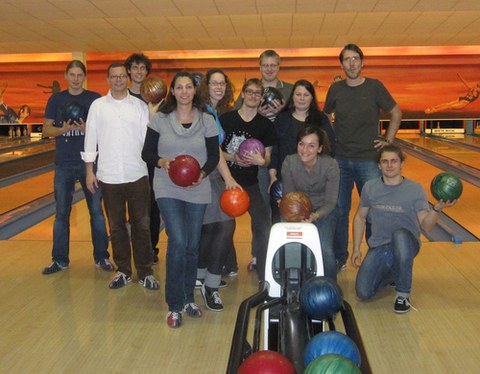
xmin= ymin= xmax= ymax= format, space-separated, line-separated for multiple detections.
xmin=220 ymin=188 xmax=250 ymax=217
xmin=168 ymin=154 xmax=201 ymax=187
xmin=279 ymin=191 xmax=312 ymax=222
xmin=261 ymin=87 xmax=283 ymax=108
xmin=430 ymin=172 xmax=462 ymax=202
xmin=62 ymin=101 xmax=86 ymax=123
xmin=140 ymin=76 xmax=167 ymax=104
xmin=237 ymin=138 xmax=265 ymax=161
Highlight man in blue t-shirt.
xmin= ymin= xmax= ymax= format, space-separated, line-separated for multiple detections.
xmin=42 ymin=60 xmax=112 ymax=275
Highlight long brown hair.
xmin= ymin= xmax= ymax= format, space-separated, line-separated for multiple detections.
xmin=199 ymin=69 xmax=234 ymax=115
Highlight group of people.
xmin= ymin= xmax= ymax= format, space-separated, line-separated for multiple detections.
xmin=41 ymin=44 xmax=457 ymax=330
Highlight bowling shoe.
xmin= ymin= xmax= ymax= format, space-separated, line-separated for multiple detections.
xmin=42 ymin=261 xmax=68 ymax=275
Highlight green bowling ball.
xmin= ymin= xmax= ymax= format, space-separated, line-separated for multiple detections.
xmin=430 ymin=172 xmax=463 ymax=202
xmin=304 ymin=354 xmax=361 ymax=374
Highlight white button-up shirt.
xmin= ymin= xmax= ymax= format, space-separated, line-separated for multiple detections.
xmin=82 ymin=91 xmax=149 ymax=184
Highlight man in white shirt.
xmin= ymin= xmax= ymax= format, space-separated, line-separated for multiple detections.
xmin=82 ymin=62 xmax=159 ymax=290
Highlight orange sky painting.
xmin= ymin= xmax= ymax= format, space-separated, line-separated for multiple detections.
xmin=1 ymin=48 xmax=479 ymax=124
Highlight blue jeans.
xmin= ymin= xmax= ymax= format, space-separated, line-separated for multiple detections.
xmin=52 ymin=163 xmax=109 ymax=266
xmin=158 ymin=198 xmax=207 ymax=312
xmin=313 ymin=210 xmax=337 ymax=282
xmin=333 ymin=157 xmax=381 ymax=265
xmin=355 ymin=229 xmax=420 ymax=300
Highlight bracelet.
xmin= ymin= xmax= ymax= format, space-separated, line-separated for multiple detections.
xmin=385 ymin=138 xmax=392 ymax=144
xmin=432 ymin=206 xmax=441 ymax=213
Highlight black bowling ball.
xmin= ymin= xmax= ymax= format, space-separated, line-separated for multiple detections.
xmin=63 ymin=101 xmax=86 ymax=123
xmin=261 ymin=87 xmax=283 ymax=108
xmin=270 ymin=179 xmax=283 ymax=202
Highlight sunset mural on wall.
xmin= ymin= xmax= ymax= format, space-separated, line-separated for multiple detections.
xmin=0 ymin=46 xmax=479 ymax=126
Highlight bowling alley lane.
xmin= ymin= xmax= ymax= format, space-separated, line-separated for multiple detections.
xmin=399 ymin=134 xmax=480 ymax=169
xmin=398 ymin=139 xmax=479 ymax=238
xmin=0 ymin=171 xmax=54 ymax=215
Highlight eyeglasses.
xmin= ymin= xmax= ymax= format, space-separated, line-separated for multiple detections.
xmin=343 ymin=56 xmax=361 ymax=63
xmin=244 ymin=89 xmax=263 ymax=97
xmin=109 ymin=75 xmax=128 ymax=80
xmin=260 ymin=63 xmax=279 ymax=69
xmin=209 ymin=81 xmax=226 ymax=87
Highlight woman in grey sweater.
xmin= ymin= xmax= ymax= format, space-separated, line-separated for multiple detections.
xmin=142 ymin=71 xmax=219 ymax=328
xmin=281 ymin=125 xmax=339 ymax=281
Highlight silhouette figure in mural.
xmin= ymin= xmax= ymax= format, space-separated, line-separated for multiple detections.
xmin=37 ymin=80 xmax=61 ymax=94
xmin=17 ymin=104 xmax=31 ymax=123
xmin=0 ymin=81 xmax=19 ymax=123
xmin=425 ymin=73 xmax=480 ymax=114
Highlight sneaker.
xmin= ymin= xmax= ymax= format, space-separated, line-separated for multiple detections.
xmin=166 ymin=311 xmax=182 ymax=328
xmin=42 ymin=261 xmax=68 ymax=275
xmin=336 ymin=261 xmax=347 ymax=273
xmin=247 ymin=258 xmax=257 ymax=272
xmin=95 ymin=259 xmax=114 ymax=272
xmin=183 ymin=302 xmax=203 ymax=318
xmin=109 ymin=271 xmax=132 ymax=289
xmin=201 ymin=285 xmax=224 ymax=312
xmin=394 ymin=296 xmax=411 ymax=313
xmin=222 ymin=266 xmax=238 ymax=278
xmin=139 ymin=275 xmax=160 ymax=290
xmin=196 ymin=279 xmax=227 ymax=289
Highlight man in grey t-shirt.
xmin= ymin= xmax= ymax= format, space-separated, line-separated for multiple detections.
xmin=351 ymin=145 xmax=457 ymax=313
xmin=324 ymin=43 xmax=403 ymax=271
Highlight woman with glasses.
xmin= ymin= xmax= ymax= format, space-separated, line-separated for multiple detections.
xmin=195 ymin=69 xmax=242 ymax=312
xmin=269 ymin=79 xmax=335 ymax=223
xmin=142 ymin=71 xmax=220 ymax=328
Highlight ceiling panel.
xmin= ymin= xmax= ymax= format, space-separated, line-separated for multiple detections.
xmin=0 ymin=0 xmax=479 ymax=54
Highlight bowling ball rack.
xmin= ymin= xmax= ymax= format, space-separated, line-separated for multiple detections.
xmin=226 ymin=223 xmax=372 ymax=373
xmin=226 ymin=280 xmax=371 ymax=373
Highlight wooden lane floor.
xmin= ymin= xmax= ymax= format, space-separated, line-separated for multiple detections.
xmin=400 ymin=134 xmax=480 ymax=169
xmin=397 ymin=133 xmax=480 ymax=238
xmin=1 ymin=197 xmax=479 ymax=373
xmin=0 ymin=171 xmax=54 ymax=215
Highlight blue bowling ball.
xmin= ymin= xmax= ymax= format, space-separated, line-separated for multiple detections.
xmin=299 ymin=276 xmax=343 ymax=320
xmin=270 ymin=179 xmax=283 ymax=201
xmin=304 ymin=331 xmax=361 ymax=367
xmin=63 ymin=101 xmax=86 ymax=123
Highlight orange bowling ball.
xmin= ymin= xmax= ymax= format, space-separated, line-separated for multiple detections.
xmin=220 ymin=188 xmax=250 ymax=217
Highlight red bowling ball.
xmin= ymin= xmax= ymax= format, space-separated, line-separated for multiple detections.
xmin=238 ymin=350 xmax=296 ymax=374
xmin=168 ymin=154 xmax=201 ymax=187
xmin=220 ymin=188 xmax=250 ymax=217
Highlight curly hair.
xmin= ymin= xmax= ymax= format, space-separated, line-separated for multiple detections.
xmin=198 ymin=69 xmax=234 ymax=115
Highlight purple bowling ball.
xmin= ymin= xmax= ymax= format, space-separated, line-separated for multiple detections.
xmin=238 ymin=138 xmax=266 ymax=160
